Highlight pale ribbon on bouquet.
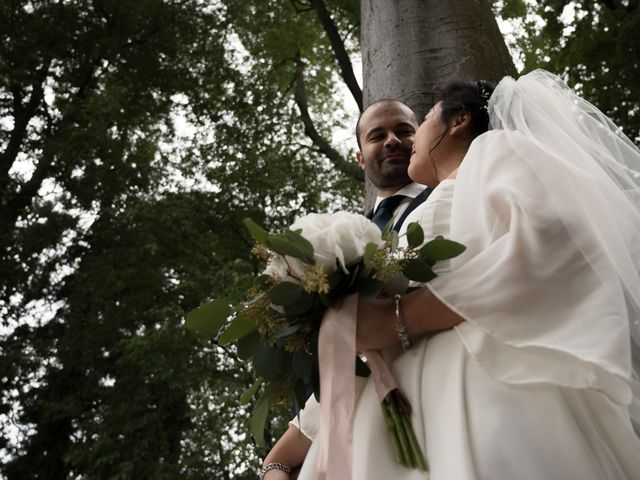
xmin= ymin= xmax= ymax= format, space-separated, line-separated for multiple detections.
xmin=316 ymin=293 xmax=401 ymax=480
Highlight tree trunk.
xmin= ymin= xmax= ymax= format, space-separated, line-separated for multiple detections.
xmin=361 ymin=0 xmax=516 ymax=207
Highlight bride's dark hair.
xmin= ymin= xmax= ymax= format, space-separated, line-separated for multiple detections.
xmin=429 ymin=79 xmax=496 ymax=153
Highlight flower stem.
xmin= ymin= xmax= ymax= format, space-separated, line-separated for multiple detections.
xmin=398 ymin=403 xmax=429 ymax=471
xmin=382 ymin=399 xmax=405 ymax=465
xmin=385 ymin=396 xmax=413 ymax=467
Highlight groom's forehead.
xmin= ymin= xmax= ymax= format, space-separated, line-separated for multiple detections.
xmin=356 ymin=99 xmax=417 ymax=147
xmin=361 ymin=100 xmax=417 ymax=127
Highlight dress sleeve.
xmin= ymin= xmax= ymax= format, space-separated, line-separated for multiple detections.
xmin=288 ymin=395 xmax=320 ymax=441
xmin=288 ymin=376 xmax=369 ymax=441
xmin=427 ymin=130 xmax=633 ymax=406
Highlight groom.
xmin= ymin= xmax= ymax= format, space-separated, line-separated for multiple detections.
xmin=355 ymin=99 xmax=431 ymax=232
xmin=260 ymin=99 xmax=430 ymax=479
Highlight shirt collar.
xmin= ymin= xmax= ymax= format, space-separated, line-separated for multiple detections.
xmin=373 ymin=182 xmax=426 ymax=211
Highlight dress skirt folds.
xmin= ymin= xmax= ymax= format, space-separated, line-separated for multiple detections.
xmin=294 ymin=132 xmax=640 ymax=479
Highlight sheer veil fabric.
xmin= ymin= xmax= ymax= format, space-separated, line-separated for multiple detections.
xmin=428 ymin=69 xmax=640 ymax=432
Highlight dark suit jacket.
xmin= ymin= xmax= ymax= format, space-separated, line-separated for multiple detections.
xmin=366 ymin=187 xmax=432 ymax=232
xmin=392 ymin=187 xmax=432 ymax=232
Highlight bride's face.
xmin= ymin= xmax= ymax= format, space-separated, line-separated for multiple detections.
xmin=408 ymin=102 xmax=446 ymax=187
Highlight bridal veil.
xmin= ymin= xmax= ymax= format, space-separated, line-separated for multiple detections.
xmin=427 ymin=69 xmax=640 ymax=433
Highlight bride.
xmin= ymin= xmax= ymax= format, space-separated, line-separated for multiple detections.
xmin=260 ymin=70 xmax=640 ymax=480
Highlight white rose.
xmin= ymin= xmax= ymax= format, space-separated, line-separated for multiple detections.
xmin=290 ymin=211 xmax=383 ymax=274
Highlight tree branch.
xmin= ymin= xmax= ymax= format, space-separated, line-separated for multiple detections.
xmin=599 ymin=0 xmax=622 ymax=8
xmin=0 ymin=72 xmax=47 ymax=189
xmin=0 ymin=40 xmax=128 ymax=237
xmin=290 ymin=0 xmax=313 ymax=13
xmin=293 ymin=52 xmax=363 ymax=182
xmin=0 ymin=147 xmax=55 ymax=238
xmin=309 ymin=0 xmax=362 ymax=112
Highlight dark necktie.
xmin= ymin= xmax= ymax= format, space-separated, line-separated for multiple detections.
xmin=371 ymin=195 xmax=406 ymax=231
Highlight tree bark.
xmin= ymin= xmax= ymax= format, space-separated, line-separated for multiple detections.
xmin=360 ymin=0 xmax=516 ymax=208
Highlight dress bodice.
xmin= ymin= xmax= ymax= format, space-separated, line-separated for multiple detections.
xmin=398 ymin=179 xmax=455 ymax=276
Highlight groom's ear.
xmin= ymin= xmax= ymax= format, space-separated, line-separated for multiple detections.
xmin=355 ymin=151 xmax=365 ymax=170
xmin=449 ymin=112 xmax=472 ymax=137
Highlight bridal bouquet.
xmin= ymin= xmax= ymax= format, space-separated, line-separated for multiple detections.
xmin=186 ymin=211 xmax=465 ymax=471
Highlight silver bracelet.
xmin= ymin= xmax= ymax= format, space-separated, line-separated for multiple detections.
xmin=259 ymin=462 xmax=293 ymax=479
xmin=394 ymin=294 xmax=411 ymax=351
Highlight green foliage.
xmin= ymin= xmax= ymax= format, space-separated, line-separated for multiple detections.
xmin=269 ymin=281 xmax=306 ymax=307
xmin=219 ymin=316 xmax=258 ymax=346
xmin=405 ymin=222 xmax=425 ymax=248
xmin=498 ymin=0 xmax=528 ymax=19
xmin=418 ymin=235 xmax=467 ymax=261
xmin=244 ymin=218 xmax=269 ymax=245
xmin=249 ymin=393 xmax=270 ymax=448
xmin=1 ymin=0 xmax=360 ymax=478
xmin=186 ymin=300 xmax=233 ymax=335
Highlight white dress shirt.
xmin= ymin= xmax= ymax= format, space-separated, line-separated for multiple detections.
xmin=372 ymin=182 xmax=426 ymax=225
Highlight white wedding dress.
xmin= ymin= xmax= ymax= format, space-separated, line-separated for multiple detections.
xmin=294 ymin=130 xmax=640 ymax=479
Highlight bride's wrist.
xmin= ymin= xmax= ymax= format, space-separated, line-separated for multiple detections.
xmin=393 ymin=294 xmax=411 ymax=350
xmin=260 ymin=461 xmax=293 ymax=480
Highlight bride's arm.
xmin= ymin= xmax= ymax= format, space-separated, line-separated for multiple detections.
xmin=262 ymin=425 xmax=311 ymax=478
xmin=356 ymin=287 xmax=463 ymax=351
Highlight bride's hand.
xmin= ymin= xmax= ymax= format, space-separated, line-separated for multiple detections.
xmin=357 ymin=288 xmax=464 ymax=351
xmin=356 ymin=297 xmax=398 ymax=351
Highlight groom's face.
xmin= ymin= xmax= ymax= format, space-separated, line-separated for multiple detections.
xmin=356 ymin=101 xmax=417 ymax=190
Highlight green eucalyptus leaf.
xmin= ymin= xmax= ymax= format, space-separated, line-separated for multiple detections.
xmin=283 ymin=291 xmax=315 ymax=315
xmin=250 ymin=393 xmax=270 ymax=448
xmin=266 ymin=235 xmax=312 ymax=263
xmin=285 ymin=229 xmax=315 ymax=262
xmin=363 ymin=242 xmax=379 ymax=264
xmin=268 ymin=281 xmax=304 ymax=306
xmin=406 ymin=222 xmax=424 ymax=248
xmin=244 ymin=218 xmax=269 ymax=244
xmin=237 ymin=331 xmax=260 ymax=360
xmin=274 ymin=323 xmax=302 ymax=338
xmin=185 ymin=299 xmax=231 ymax=335
xmin=318 ymin=293 xmax=332 ymax=308
xmin=218 ymin=315 xmax=257 ymax=345
xmin=358 ymin=278 xmax=382 ymax=298
xmin=390 ymin=230 xmax=399 ymax=251
xmin=253 ymin=340 xmax=278 ymax=380
xmin=381 ymin=217 xmax=395 ymax=237
xmin=275 ymin=348 xmax=292 ymax=374
xmin=256 ymin=275 xmax=272 ymax=290
xmin=292 ymin=349 xmax=312 ymax=378
xmin=419 ymin=236 xmax=466 ymax=261
xmin=240 ymin=379 xmax=262 ymax=404
xmin=403 ymin=259 xmax=437 ymax=282
xmin=294 ymin=378 xmax=309 ymax=410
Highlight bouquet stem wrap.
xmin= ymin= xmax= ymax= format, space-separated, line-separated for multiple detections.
xmin=364 ymin=349 xmax=400 ymax=400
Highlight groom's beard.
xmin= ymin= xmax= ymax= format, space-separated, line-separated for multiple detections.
xmin=373 ymin=145 xmax=413 ymax=187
